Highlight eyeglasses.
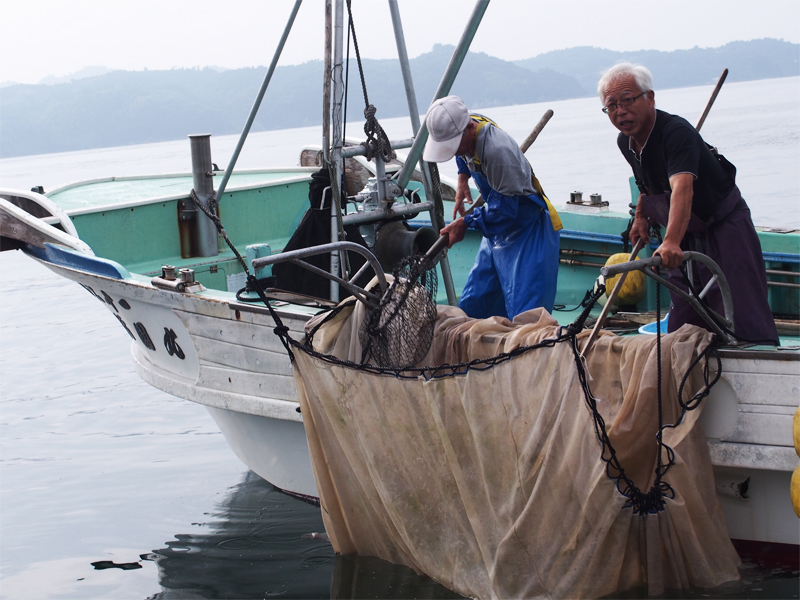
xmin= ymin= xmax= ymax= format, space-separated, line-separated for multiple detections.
xmin=601 ymin=92 xmax=646 ymax=114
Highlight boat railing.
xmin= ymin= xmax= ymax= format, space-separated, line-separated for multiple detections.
xmin=0 ymin=190 xmax=94 ymax=255
xmin=1 ymin=189 xmax=81 ymax=239
xmin=602 ymin=251 xmax=736 ymax=343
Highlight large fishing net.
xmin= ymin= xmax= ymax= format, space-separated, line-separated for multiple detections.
xmin=255 ymin=245 xmax=739 ymax=599
xmin=290 ymin=307 xmax=740 ymax=599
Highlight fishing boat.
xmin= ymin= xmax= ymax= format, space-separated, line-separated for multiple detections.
xmin=1 ymin=0 xmax=797 ymax=570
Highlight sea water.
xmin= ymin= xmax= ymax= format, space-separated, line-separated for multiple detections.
xmin=0 ymin=77 xmax=798 ymax=599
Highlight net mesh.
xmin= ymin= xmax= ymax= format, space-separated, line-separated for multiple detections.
xmin=358 ymin=254 xmax=438 ymax=368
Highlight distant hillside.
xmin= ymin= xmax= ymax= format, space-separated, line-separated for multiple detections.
xmin=36 ymin=66 xmax=115 ymax=86
xmin=0 ymin=46 xmax=584 ymax=158
xmin=1 ymin=39 xmax=797 ymax=158
xmin=514 ymin=38 xmax=799 ymax=96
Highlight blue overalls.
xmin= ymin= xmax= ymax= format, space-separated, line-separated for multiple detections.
xmin=457 ymin=121 xmax=561 ymax=320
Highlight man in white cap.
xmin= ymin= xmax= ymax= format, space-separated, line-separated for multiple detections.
xmin=424 ymin=95 xmax=562 ymax=319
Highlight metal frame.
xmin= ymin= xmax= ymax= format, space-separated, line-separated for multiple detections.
xmin=203 ymin=0 xmax=494 ymax=309
xmin=601 ymin=251 xmax=736 ymax=343
xmin=395 ymin=0 xmax=490 ymax=190
xmin=388 ymin=0 xmax=457 ymax=305
xmin=252 ymin=241 xmax=388 ymax=308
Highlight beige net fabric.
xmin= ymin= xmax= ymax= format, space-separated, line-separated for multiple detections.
xmin=294 ymin=306 xmax=740 ymax=599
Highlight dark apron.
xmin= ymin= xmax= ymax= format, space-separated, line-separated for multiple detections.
xmin=639 ymin=188 xmax=778 ymax=344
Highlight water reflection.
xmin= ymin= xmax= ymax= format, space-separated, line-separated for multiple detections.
xmin=143 ymin=471 xmax=463 ymax=600
xmin=331 ymin=554 xmax=464 ymax=600
xmin=140 ymin=470 xmax=798 ymax=600
xmin=142 ymin=467 xmax=799 ymax=600
xmin=142 ymin=471 xmax=332 ymax=599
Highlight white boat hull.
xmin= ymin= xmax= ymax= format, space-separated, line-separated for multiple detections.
xmin=36 ymin=254 xmax=319 ymax=498
xmin=702 ymin=351 xmax=800 ymax=545
xmin=35 ymin=253 xmax=800 ymax=545
xmin=131 ymin=341 xmax=317 ymax=499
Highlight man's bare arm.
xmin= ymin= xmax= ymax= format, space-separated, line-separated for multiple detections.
xmin=629 ymin=193 xmax=650 ymax=245
xmin=656 ymin=173 xmax=693 ymax=270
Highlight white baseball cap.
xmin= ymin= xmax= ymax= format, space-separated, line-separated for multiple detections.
xmin=423 ymin=95 xmax=469 ymax=163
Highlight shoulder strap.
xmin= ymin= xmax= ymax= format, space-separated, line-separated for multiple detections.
xmin=532 ymin=175 xmax=563 ymax=231
xmin=706 ymin=142 xmax=737 ymax=181
xmin=469 ymin=114 xmax=498 ymax=165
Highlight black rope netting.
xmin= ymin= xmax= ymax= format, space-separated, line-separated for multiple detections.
xmin=358 ymin=253 xmax=438 ymax=368
xmin=571 ymin=272 xmax=720 ymax=514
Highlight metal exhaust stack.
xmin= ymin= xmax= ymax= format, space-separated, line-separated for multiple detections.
xmin=189 ymin=134 xmax=218 ymax=257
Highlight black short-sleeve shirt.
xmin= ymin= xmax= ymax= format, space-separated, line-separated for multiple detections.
xmin=617 ymin=110 xmax=735 ymax=221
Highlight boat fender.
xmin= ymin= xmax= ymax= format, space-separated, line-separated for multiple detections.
xmin=603 ymin=253 xmax=647 ymax=306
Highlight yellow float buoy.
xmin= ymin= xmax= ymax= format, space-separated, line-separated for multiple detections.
xmin=603 ymin=253 xmax=647 ymax=306
xmin=794 ymin=405 xmax=800 ymax=458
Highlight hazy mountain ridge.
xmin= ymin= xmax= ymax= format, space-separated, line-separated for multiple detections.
xmin=514 ymin=38 xmax=799 ymax=95
xmin=1 ymin=39 xmax=796 ymax=158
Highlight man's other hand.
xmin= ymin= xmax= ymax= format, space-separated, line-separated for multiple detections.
xmin=629 ymin=213 xmax=650 ymax=245
xmin=440 ymin=218 xmax=467 ymax=248
xmin=453 ymin=173 xmax=473 ymax=218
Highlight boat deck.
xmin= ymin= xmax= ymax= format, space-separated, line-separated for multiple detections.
xmin=47 ymin=169 xmax=316 ymax=214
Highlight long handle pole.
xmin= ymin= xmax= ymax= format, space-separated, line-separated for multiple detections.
xmin=695 ymin=68 xmax=728 ymax=132
xmin=215 ymin=0 xmax=303 ymax=202
xmin=579 ymin=238 xmax=644 ymax=358
xmin=425 ymin=233 xmax=451 ymax=262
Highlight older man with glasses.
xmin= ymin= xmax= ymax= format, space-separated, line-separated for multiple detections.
xmin=598 ymin=62 xmax=777 ymax=344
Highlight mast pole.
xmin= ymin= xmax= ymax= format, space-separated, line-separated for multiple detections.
xmin=395 ymin=0 xmax=489 ymax=190
xmin=388 ymin=0 xmax=457 ymax=305
xmin=215 ymin=0 xmax=303 ymax=203
xmin=322 ymin=0 xmax=332 ymax=161
xmin=328 ymin=0 xmax=346 ymax=301
xmin=323 ymin=0 xmax=337 ymax=300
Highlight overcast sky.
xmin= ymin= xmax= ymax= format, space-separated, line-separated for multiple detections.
xmin=3 ymin=0 xmax=799 ymax=85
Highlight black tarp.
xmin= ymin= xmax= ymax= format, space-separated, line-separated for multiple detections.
xmin=273 ymin=168 xmax=370 ymax=300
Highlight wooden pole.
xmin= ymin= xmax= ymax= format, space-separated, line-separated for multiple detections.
xmin=696 ymin=69 xmax=728 ymax=132
xmin=520 ymin=109 xmax=554 ymax=153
